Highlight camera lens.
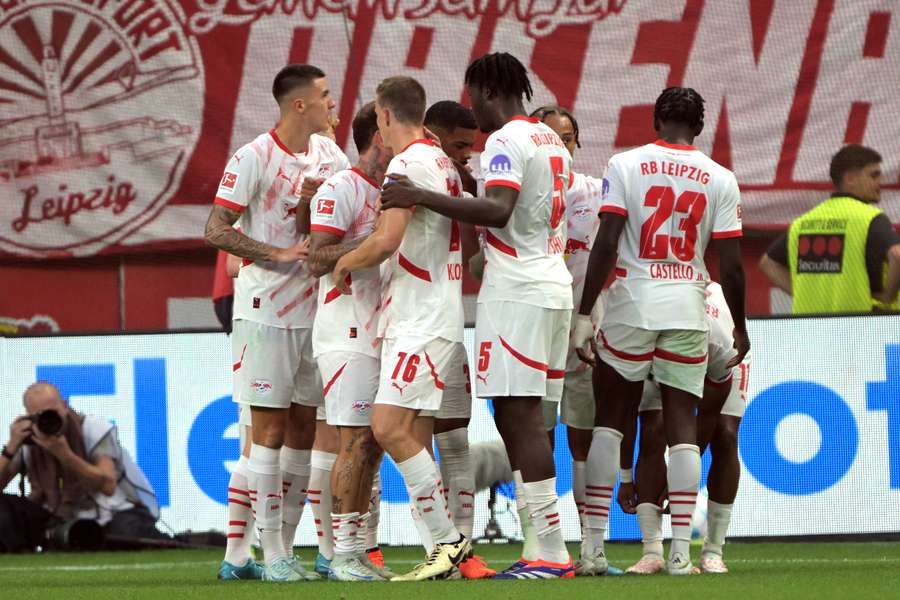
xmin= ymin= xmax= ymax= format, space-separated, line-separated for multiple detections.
xmin=36 ymin=410 xmax=63 ymax=436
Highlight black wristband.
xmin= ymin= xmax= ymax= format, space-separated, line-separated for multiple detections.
xmin=1 ymin=445 xmax=15 ymax=461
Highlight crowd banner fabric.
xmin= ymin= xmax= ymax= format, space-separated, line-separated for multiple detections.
xmin=1 ymin=1 xmax=899 ymax=258
xmin=3 ymin=319 xmax=899 ymax=542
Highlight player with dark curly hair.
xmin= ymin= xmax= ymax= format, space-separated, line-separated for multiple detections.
xmin=572 ymin=86 xmax=749 ymax=575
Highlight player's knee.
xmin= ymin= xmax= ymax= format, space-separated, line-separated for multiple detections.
xmin=371 ymin=417 xmax=400 ymax=451
xmin=253 ymin=420 xmax=286 ymax=447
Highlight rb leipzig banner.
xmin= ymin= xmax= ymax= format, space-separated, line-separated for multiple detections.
xmin=1 ymin=0 xmax=898 ymax=258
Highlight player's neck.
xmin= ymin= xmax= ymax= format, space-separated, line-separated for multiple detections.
xmin=495 ymin=99 xmax=528 ymax=128
xmin=657 ymin=127 xmax=695 ymax=147
xmin=390 ymin=125 xmax=426 ymax=154
xmin=274 ymin=119 xmax=314 ymax=154
xmin=356 ymin=147 xmax=387 ymax=183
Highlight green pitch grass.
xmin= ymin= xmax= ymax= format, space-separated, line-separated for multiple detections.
xmin=2 ymin=542 xmax=899 ymax=599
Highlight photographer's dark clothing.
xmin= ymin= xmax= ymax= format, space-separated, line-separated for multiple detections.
xmin=0 ymin=495 xmax=164 ymax=552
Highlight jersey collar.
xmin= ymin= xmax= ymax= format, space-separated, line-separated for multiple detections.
xmin=399 ymin=138 xmax=438 ymax=153
xmin=269 ymin=128 xmax=308 ymax=156
xmin=654 ymin=139 xmax=697 ymax=151
xmin=509 ymin=115 xmax=540 ymax=125
xmin=351 ymin=166 xmax=380 ymax=189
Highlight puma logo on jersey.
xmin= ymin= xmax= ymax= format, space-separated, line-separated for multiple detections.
xmin=276 ymin=166 xmax=292 ymax=184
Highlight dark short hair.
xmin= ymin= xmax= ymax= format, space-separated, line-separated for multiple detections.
xmin=425 ymin=101 xmax=477 ymax=131
xmin=272 ymin=64 xmax=325 ymax=103
xmin=654 ymin=87 xmax=705 ymax=133
xmin=531 ymin=105 xmax=581 ymax=148
xmin=465 ymin=52 xmax=533 ymax=102
xmin=376 ymin=76 xmax=426 ymax=125
xmin=352 ymin=101 xmax=379 ymax=154
xmin=829 ymin=144 xmax=882 ymax=186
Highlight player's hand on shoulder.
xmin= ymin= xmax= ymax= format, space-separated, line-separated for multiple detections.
xmin=272 ymin=237 xmax=310 ymax=263
xmin=380 ymin=174 xmax=420 ymax=210
xmin=728 ymin=328 xmax=750 ymax=368
xmin=573 ymin=314 xmax=597 ymax=366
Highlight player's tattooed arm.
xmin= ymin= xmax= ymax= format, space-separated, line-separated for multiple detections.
xmin=205 ymin=204 xmax=309 ymax=263
xmin=715 ymin=237 xmax=750 ymax=367
xmin=307 ymin=232 xmax=366 ymax=278
xmin=380 ymin=174 xmax=517 ymax=227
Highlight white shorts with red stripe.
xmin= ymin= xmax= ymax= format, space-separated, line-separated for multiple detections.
xmin=434 ymin=342 xmax=472 ymax=420
xmin=639 ymin=357 xmax=749 ymax=418
xmin=318 ymin=351 xmax=379 ymax=427
xmin=232 ymin=319 xmax=324 ymax=411
xmin=597 ymin=321 xmax=708 ymax=398
xmin=474 ymin=301 xmax=571 ymax=402
xmin=375 ymin=336 xmax=457 ymax=412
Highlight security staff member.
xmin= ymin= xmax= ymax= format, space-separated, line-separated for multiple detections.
xmin=760 ymin=144 xmax=900 ymax=314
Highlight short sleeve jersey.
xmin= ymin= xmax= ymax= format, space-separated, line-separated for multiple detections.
xmin=479 ymin=116 xmax=574 ymax=309
xmin=311 ymin=167 xmax=383 ymax=357
xmin=601 ymin=140 xmax=742 ymax=331
xmin=378 ymin=139 xmax=464 ymax=342
xmin=563 ymin=171 xmax=604 ymax=371
xmin=214 ymin=130 xmax=349 ymax=329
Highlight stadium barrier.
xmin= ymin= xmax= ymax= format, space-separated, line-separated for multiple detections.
xmin=3 ymin=316 xmax=899 ymax=543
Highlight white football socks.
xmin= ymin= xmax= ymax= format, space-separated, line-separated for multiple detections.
xmin=224 ymin=455 xmax=254 ymax=565
xmin=523 ymin=477 xmax=570 ymax=564
xmin=703 ymin=500 xmax=733 ymax=556
xmin=308 ymin=450 xmax=336 ymax=560
xmin=584 ymin=427 xmax=622 ymax=557
xmin=280 ymin=446 xmax=311 ymax=553
xmin=248 ymin=444 xmax=287 ymax=565
xmin=332 ymin=511 xmax=360 ymax=557
xmin=636 ymin=502 xmax=664 ymax=557
xmin=397 ymin=448 xmax=459 ymax=546
xmin=435 ymin=428 xmax=475 ymax=539
xmin=668 ymin=443 xmax=701 ymax=559
xmin=513 ymin=470 xmax=539 ymax=561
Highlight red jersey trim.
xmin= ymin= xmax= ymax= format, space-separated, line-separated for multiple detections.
xmin=485 ymin=179 xmax=522 ymax=192
xmin=214 ymin=197 xmax=245 ymax=213
xmin=509 ymin=115 xmax=540 ymax=124
xmin=547 ymin=369 xmax=565 ymax=379
xmin=654 ymin=139 xmax=697 ymax=151
xmin=499 ymin=336 xmax=548 ymax=372
xmin=241 ymin=258 xmax=253 ymax=267
xmin=599 ymin=204 xmax=627 ymax=217
xmin=398 ymin=253 xmax=432 ymax=282
xmin=351 ymin=166 xmax=380 ymax=189
xmin=614 ymin=267 xmax=628 ymax=278
xmin=705 ymin=372 xmax=734 ymax=389
xmin=600 ymin=331 xmax=653 ymax=362
xmin=485 ymin=230 xmax=518 ymax=258
xmin=399 ymin=138 xmax=438 ymax=153
xmin=712 ymin=229 xmax=743 ymax=239
xmin=322 ymin=362 xmax=348 ymax=397
xmin=424 ymin=351 xmax=446 ymax=390
xmin=269 ymin=128 xmax=306 ymax=155
xmin=654 ymin=348 xmax=708 ymax=365
xmin=311 ymin=224 xmax=346 ymax=237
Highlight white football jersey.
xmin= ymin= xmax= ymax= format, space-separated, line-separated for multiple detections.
xmin=378 ymin=139 xmax=464 ymax=342
xmin=311 ymin=167 xmax=383 ymax=358
xmin=479 ymin=116 xmax=573 ymax=309
xmin=563 ymin=171 xmax=604 ymax=372
xmin=215 ymin=130 xmax=350 ymax=329
xmin=601 ymin=140 xmax=742 ymax=331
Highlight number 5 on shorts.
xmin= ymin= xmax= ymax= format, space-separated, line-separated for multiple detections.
xmin=478 ymin=342 xmax=492 ymax=372
xmin=391 ymin=351 xmax=420 ymax=383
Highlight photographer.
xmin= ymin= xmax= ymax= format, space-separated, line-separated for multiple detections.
xmin=0 ymin=382 xmax=164 ymax=552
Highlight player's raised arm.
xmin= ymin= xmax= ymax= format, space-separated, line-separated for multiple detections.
xmin=380 ymin=175 xmax=517 ymax=228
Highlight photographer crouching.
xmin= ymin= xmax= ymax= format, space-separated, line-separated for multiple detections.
xmin=0 ymin=382 xmax=166 ymax=552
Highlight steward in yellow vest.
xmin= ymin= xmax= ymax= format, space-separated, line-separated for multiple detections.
xmin=760 ymin=145 xmax=900 ymax=314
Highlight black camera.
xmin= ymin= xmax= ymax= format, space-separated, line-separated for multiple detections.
xmin=23 ymin=410 xmax=64 ymax=442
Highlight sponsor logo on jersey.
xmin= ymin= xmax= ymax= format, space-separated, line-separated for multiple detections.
xmin=220 ymin=171 xmax=238 ymax=190
xmin=251 ymin=379 xmax=273 ymax=396
xmin=317 ymin=198 xmax=335 ymax=217
xmin=797 ymin=234 xmax=844 ymax=274
xmin=601 ymin=177 xmax=610 ymax=199
xmin=489 ymin=154 xmax=512 ymax=174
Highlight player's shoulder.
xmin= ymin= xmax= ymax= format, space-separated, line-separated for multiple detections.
xmin=608 ymin=144 xmax=652 ymax=167
xmin=310 ymin=132 xmax=343 ymax=155
xmin=318 ymin=168 xmax=357 ymax=196
xmin=230 ymin=132 xmax=271 ymax=167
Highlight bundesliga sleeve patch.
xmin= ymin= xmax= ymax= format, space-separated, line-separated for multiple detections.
xmin=797 ymin=234 xmax=844 ymax=274
xmin=220 ymin=171 xmax=239 ymax=191
xmin=316 ymin=198 xmax=336 ymax=218
xmin=488 ymin=154 xmax=512 ymax=174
